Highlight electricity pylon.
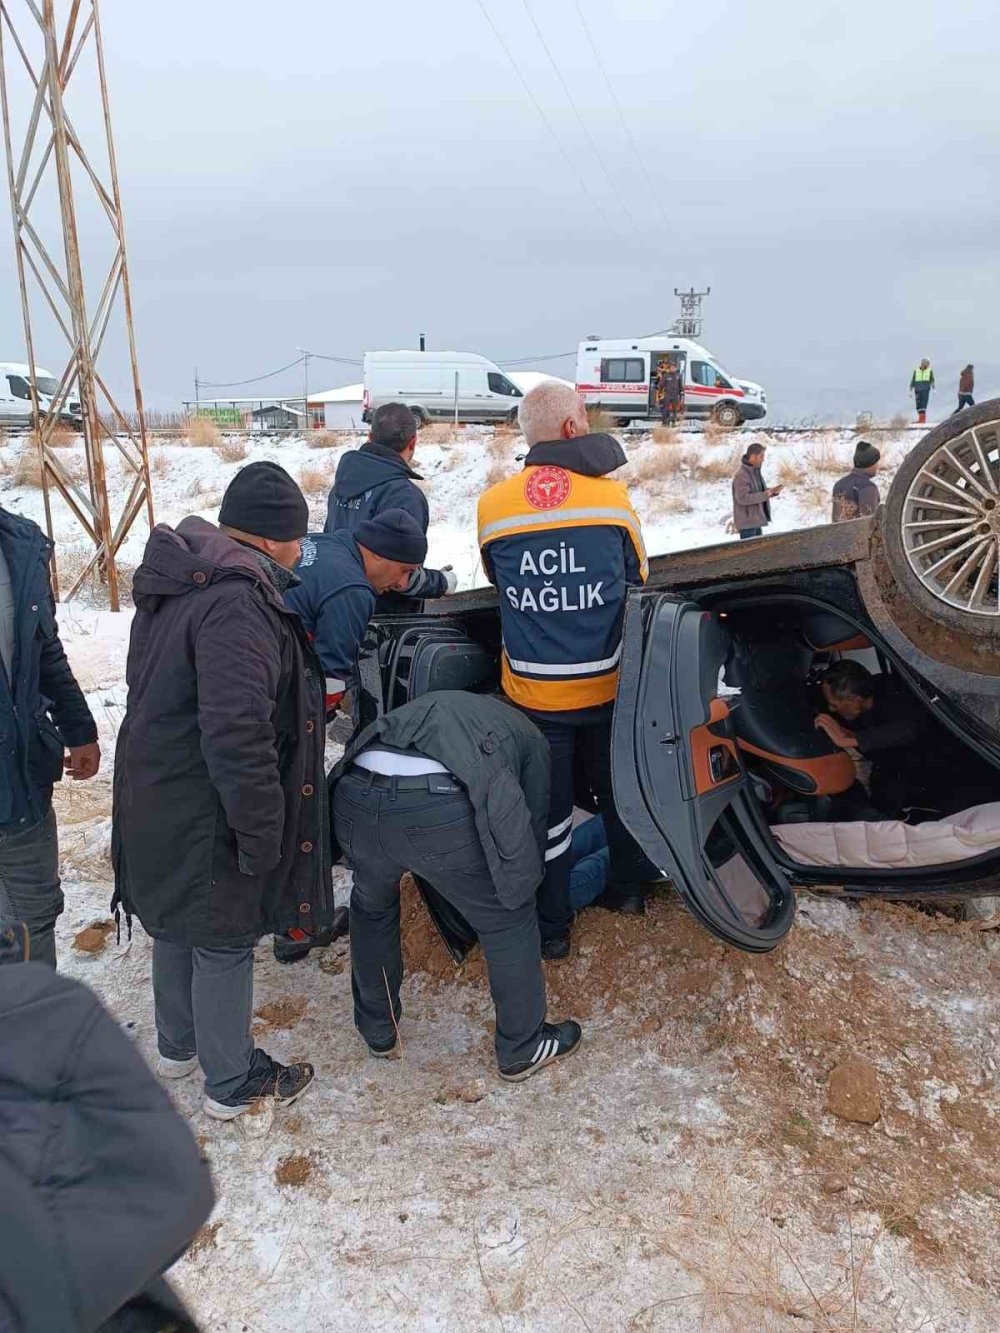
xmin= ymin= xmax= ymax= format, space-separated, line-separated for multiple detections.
xmin=0 ymin=0 xmax=152 ymax=609
xmin=673 ymin=286 xmax=711 ymax=340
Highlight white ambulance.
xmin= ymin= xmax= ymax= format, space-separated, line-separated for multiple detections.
xmin=574 ymin=336 xmax=766 ymax=428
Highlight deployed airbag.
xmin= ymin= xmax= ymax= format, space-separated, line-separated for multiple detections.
xmin=772 ymin=802 xmax=1000 ymax=869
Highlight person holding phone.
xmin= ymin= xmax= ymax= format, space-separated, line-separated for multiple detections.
xmin=732 ymin=443 xmax=782 ymax=540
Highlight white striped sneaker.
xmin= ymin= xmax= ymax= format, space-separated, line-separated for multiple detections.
xmin=499 ymin=1021 xmax=582 ymax=1083
xmin=156 ymin=1054 xmax=199 ymax=1080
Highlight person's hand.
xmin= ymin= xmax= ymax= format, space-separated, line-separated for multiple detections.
xmin=66 ymin=741 xmax=101 ymax=781
xmin=768 ymin=485 xmax=784 ymax=497
xmin=442 ymin=566 xmax=458 ymax=595
xmin=814 ymin=713 xmax=857 ymax=750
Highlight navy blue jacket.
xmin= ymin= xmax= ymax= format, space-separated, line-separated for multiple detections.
xmin=285 ymin=531 xmax=375 ymax=698
xmin=324 ymin=442 xmax=447 ymax=600
xmin=0 ymin=510 xmax=96 ymax=830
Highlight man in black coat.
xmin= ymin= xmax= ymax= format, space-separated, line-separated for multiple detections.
xmin=324 ymin=402 xmax=456 ymax=608
xmin=113 ymin=462 xmax=332 ymax=1120
xmin=330 ymin=691 xmax=583 ymax=1082
xmin=0 ymin=507 xmax=99 ymax=967
xmin=0 ymin=917 xmax=214 ymax=1332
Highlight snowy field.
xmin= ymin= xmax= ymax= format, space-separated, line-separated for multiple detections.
xmin=14 ymin=420 xmax=1000 ymax=1331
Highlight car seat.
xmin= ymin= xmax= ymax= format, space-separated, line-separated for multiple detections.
xmin=800 ymin=608 xmax=872 ymax=655
xmin=726 ymin=636 xmax=856 ymax=797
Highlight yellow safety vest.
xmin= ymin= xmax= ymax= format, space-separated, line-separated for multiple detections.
xmin=912 ymin=366 xmax=933 ymax=383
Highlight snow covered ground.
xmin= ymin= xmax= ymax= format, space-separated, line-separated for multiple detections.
xmin=18 ymin=421 xmax=1000 ymax=1331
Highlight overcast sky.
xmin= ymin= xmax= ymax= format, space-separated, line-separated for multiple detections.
xmin=1 ymin=0 xmax=997 ymax=421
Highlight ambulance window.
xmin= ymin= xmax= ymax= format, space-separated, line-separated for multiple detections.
xmin=488 ymin=372 xmax=521 ymax=397
xmin=691 ymin=360 xmax=732 ymax=389
xmin=7 ymin=375 xmax=31 ymax=400
xmin=601 ymin=357 xmax=644 ymax=383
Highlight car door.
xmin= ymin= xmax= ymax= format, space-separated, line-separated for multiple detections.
xmin=612 ymin=590 xmax=796 ymax=951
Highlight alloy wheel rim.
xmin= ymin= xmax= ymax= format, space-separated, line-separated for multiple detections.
xmin=901 ymin=419 xmax=1000 ymax=616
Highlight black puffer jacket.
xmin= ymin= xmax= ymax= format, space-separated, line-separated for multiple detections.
xmin=112 ymin=517 xmax=333 ymax=947
xmin=0 ymin=508 xmax=96 ymax=829
xmin=0 ymin=961 xmax=214 ymax=1331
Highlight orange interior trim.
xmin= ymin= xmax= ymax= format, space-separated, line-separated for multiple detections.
xmin=736 ymin=738 xmax=856 ymax=795
xmin=690 ymin=698 xmax=742 ymax=794
xmin=805 ymin=632 xmax=872 ymax=653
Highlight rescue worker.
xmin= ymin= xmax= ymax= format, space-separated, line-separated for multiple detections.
xmin=956 ymin=365 xmax=975 ymax=413
xmin=275 ymin=509 xmax=426 ymax=964
xmin=910 ymin=358 xmax=934 ymax=424
xmin=477 ymin=381 xmax=648 ymax=959
xmin=323 ymin=401 xmax=456 ymax=609
xmin=657 ymin=361 xmax=683 ymax=426
xmin=831 ymin=441 xmax=880 ymax=522
xmin=330 ymin=690 xmax=582 ymax=1081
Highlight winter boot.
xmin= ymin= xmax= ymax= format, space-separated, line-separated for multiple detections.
xmin=499 ymin=1021 xmax=583 ymax=1082
xmin=204 ymin=1053 xmax=315 ymax=1120
xmin=917 ymin=410 xmax=926 ymax=425
xmin=273 ymin=905 xmax=349 ymax=963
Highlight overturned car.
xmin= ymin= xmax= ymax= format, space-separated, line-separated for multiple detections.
xmin=353 ymin=404 xmax=1000 ymax=953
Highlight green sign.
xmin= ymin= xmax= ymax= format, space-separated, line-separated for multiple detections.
xmin=195 ymin=408 xmax=243 ymax=426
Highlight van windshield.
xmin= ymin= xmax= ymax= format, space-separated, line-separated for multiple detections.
xmin=7 ymin=374 xmax=59 ymax=399
xmin=34 ymin=376 xmax=59 ymax=396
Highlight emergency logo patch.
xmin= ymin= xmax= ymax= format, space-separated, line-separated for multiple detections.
xmin=524 ymin=466 xmax=571 ymax=510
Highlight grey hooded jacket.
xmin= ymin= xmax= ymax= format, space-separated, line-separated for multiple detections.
xmin=0 ymin=962 xmax=214 ymax=1331
xmin=329 ymin=691 xmax=550 ymax=910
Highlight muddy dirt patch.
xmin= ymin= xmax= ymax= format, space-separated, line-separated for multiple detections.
xmin=72 ymin=920 xmax=116 ymax=954
xmin=253 ymin=994 xmax=308 ymax=1032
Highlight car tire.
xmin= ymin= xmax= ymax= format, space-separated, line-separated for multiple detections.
xmin=507 ymin=408 xmax=519 ymax=425
xmin=409 ymin=406 xmax=430 ymax=427
xmin=883 ymin=400 xmax=1000 ymax=637
xmin=712 ymin=402 xmax=741 ymax=430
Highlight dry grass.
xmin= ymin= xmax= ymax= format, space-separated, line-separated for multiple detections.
xmin=185 ymin=476 xmax=223 ymax=509
xmin=586 ymin=406 xmax=615 ymax=433
xmin=212 ymin=437 xmax=249 ymax=463
xmin=48 ymin=421 xmax=76 ymax=448
xmin=776 ymin=456 xmax=808 ymax=489
xmin=420 ymin=423 xmax=458 ymax=444
xmin=306 ymin=431 xmax=340 ymax=450
xmin=12 ymin=444 xmax=43 ymax=487
xmin=799 ymin=481 xmax=833 ymax=516
xmin=887 ymin=412 xmax=909 ymax=434
xmin=688 ymin=448 xmax=740 ymax=484
xmin=804 ymin=440 xmax=849 ymax=476
xmin=150 ymin=450 xmax=170 ymax=479
xmin=702 ymin=419 xmax=736 ymax=445
xmin=650 ymin=425 xmax=682 ymax=447
xmin=627 ymin=447 xmax=685 ymax=485
xmin=183 ymin=416 xmax=222 ymax=448
xmin=298 ymin=461 xmax=333 ymax=495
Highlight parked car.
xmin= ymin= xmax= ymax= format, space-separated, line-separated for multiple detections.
xmin=0 ymin=362 xmax=81 ymax=426
xmin=362 ymin=350 xmax=523 ymax=426
xmin=351 ymin=405 xmax=1000 ymax=954
xmin=575 ymin=335 xmax=766 ymax=428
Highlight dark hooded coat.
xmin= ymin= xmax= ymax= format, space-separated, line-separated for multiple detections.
xmin=112 ymin=517 xmax=333 ymax=947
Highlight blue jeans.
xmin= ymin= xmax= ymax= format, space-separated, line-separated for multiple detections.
xmin=738 ymin=527 xmax=763 ymax=540
xmin=0 ymin=807 xmax=61 ymax=967
xmin=569 ymin=815 xmax=610 ymax=910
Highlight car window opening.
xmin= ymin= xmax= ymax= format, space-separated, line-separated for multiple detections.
xmin=714 ymin=598 xmax=1000 ymax=876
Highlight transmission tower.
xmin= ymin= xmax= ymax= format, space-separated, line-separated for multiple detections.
xmin=672 ymin=286 xmax=711 ymax=340
xmin=0 ymin=0 xmax=152 ymax=610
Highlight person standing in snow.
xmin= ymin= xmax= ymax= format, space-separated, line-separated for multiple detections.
xmin=910 ymin=358 xmax=935 ymax=424
xmin=477 ymin=381 xmax=649 ymax=959
xmin=831 ymin=441 xmax=881 ymax=522
xmin=0 ymin=505 xmax=99 ymax=968
xmin=956 ymin=365 xmax=975 ymax=413
xmin=732 ymin=443 xmax=782 ymax=539
xmin=324 ymin=402 xmax=456 ymax=608
xmin=657 ymin=361 xmax=683 ymax=426
xmin=113 ymin=462 xmax=331 ymax=1120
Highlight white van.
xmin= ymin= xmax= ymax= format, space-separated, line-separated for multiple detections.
xmin=0 ymin=362 xmax=81 ymax=427
xmin=575 ymin=336 xmax=766 ymax=428
xmin=363 ymin=350 xmax=523 ymax=426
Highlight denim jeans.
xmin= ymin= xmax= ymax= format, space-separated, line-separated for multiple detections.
xmin=0 ymin=807 xmax=61 ymax=967
xmin=738 ymin=527 xmax=763 ymax=540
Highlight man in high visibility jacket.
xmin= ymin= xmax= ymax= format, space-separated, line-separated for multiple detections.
xmin=910 ymin=359 xmax=934 ymax=424
xmin=478 ymin=382 xmax=648 ymax=958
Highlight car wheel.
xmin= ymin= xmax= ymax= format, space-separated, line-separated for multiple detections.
xmin=884 ymin=400 xmax=1000 ymax=636
xmin=507 ymin=408 xmax=519 ymax=425
xmin=409 ymin=406 xmax=430 ymax=427
xmin=712 ymin=402 xmax=741 ymax=430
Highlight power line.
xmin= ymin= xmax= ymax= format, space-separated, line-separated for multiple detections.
xmin=571 ymin=0 xmax=671 ymax=231
xmin=474 ymin=0 xmax=618 ymax=230
xmin=198 ymin=356 xmax=306 ymax=388
xmin=500 ymin=350 xmax=575 ymax=365
xmin=520 ymin=0 xmax=644 ymax=232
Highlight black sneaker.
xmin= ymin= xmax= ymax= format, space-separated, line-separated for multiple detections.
xmin=593 ymin=887 xmax=646 ymax=916
xmin=541 ymin=934 xmax=571 ymax=961
xmin=204 ymin=1054 xmax=315 ymax=1121
xmin=499 ymin=1021 xmax=582 ymax=1083
xmin=273 ymin=906 xmax=349 ymax=963
xmin=366 ymin=1036 xmax=398 ymax=1060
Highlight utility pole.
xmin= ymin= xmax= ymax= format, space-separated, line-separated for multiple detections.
xmin=0 ymin=0 xmax=153 ymax=609
xmin=672 ymin=286 xmax=711 ymax=340
xmin=295 ymin=346 xmax=311 ymax=430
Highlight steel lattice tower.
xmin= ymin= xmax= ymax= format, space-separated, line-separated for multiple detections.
xmin=0 ymin=0 xmax=152 ymax=609
xmin=672 ymin=286 xmax=711 ymax=340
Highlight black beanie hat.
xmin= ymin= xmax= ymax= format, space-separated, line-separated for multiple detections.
xmin=355 ymin=508 xmax=428 ymax=565
xmin=218 ymin=462 xmax=309 ymax=541
xmin=853 ymin=441 xmax=881 ymax=470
